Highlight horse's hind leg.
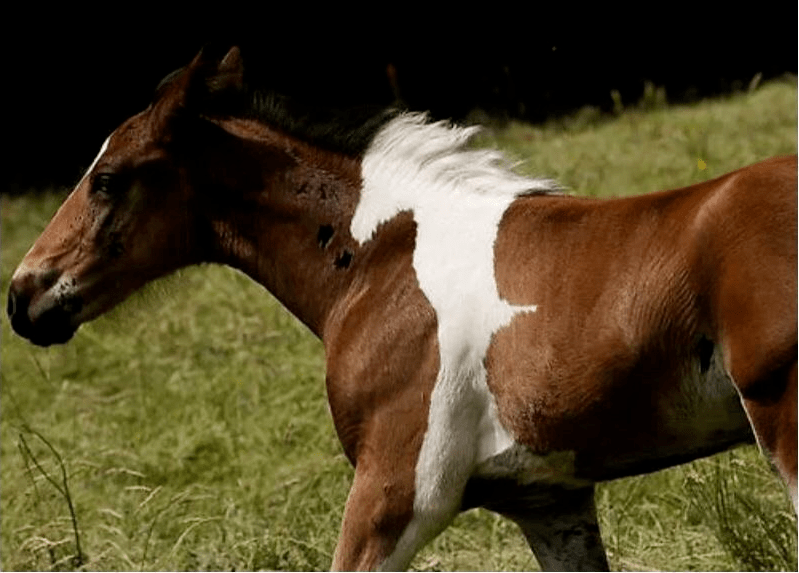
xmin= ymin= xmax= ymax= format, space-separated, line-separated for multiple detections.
xmin=718 ymin=277 xmax=797 ymax=506
xmin=734 ymin=355 xmax=797 ymax=507
xmin=502 ymin=486 xmax=609 ymax=572
xmin=712 ymin=163 xmax=797 ymax=507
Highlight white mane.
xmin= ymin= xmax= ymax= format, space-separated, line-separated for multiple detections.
xmin=350 ymin=114 xmax=554 ymax=561
xmin=351 ymin=112 xmax=557 ymax=243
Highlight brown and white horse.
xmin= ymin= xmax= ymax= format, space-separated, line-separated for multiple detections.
xmin=7 ymin=47 xmax=797 ymax=571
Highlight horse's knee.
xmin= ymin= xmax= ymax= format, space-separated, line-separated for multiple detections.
xmin=332 ymin=469 xmax=416 ymax=571
xmin=333 ymin=492 xmax=456 ymax=571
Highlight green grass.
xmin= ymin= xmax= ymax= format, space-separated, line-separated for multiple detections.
xmin=2 ymin=79 xmax=797 ymax=571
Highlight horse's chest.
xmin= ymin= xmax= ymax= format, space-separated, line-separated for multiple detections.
xmin=402 ymin=203 xmax=606 ymax=503
xmin=351 ymin=175 xmax=552 ymax=498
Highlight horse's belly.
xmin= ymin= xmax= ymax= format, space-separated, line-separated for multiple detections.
xmin=482 ymin=349 xmax=754 ymax=484
xmin=589 ymin=353 xmax=754 ymax=480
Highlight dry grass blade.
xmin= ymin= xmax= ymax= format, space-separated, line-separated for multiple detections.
xmin=17 ymin=426 xmax=84 ymax=569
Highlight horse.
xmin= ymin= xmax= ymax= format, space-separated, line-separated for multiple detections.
xmin=7 ymin=46 xmax=796 ymax=571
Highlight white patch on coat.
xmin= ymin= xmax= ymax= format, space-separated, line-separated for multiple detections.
xmin=474 ymin=445 xmax=588 ymax=485
xmin=670 ymin=347 xmax=751 ymax=443
xmin=352 ymin=113 xmax=558 ymax=569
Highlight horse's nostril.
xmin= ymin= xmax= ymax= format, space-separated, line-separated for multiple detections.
xmin=7 ymin=284 xmax=33 ymax=337
xmin=6 ymin=282 xmax=76 ymax=346
xmin=6 ymin=288 xmax=16 ymax=319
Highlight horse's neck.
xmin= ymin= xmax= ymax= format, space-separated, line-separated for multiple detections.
xmin=206 ymin=119 xmax=365 ymax=337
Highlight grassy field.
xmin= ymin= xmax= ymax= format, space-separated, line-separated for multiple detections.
xmin=2 ymin=78 xmax=797 ymax=571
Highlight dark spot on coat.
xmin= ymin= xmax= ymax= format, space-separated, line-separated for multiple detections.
xmin=317 ymin=224 xmax=335 ymax=249
xmin=335 ymin=250 xmax=352 ymax=269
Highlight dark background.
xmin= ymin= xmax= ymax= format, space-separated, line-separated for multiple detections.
xmin=4 ymin=9 xmax=796 ymax=192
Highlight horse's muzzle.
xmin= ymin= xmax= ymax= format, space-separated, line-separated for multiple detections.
xmin=7 ymin=280 xmax=78 ymax=347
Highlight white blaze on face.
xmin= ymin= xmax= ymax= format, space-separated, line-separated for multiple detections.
xmin=82 ymin=136 xmax=111 ymax=185
xmin=12 ymin=136 xmax=112 ymax=286
xmin=352 ymin=114 xmax=553 ymax=569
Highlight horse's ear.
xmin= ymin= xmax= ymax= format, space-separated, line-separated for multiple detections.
xmin=183 ymin=45 xmax=246 ymax=114
xmin=206 ymin=46 xmax=245 ymax=95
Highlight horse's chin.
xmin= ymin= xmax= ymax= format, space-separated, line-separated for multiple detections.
xmin=26 ymin=323 xmax=78 ymax=347
xmin=14 ymin=310 xmax=79 ymax=347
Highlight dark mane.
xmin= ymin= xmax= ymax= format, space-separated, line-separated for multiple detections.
xmin=154 ymin=67 xmax=185 ymax=102
xmin=154 ymin=64 xmax=400 ymax=158
xmin=246 ymin=91 xmax=400 ymax=157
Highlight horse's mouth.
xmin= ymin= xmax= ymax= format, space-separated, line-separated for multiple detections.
xmin=7 ymin=288 xmax=80 ymax=347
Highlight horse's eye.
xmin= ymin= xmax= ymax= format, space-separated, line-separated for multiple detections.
xmin=92 ymin=173 xmax=116 ymax=196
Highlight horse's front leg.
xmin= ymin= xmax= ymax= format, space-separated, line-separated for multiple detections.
xmin=331 ymin=460 xmax=415 ymax=570
xmin=330 ymin=437 xmax=459 ymax=571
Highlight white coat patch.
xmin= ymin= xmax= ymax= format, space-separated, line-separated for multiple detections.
xmin=351 ymin=113 xmax=557 ymax=569
xmin=13 ymin=136 xmax=111 ymax=287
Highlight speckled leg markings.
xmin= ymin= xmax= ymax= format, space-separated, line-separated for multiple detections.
xmin=506 ymin=487 xmax=609 ymax=572
xmin=352 ymin=115 xmax=554 ymax=568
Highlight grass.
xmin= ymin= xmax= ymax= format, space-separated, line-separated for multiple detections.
xmin=2 ymin=78 xmax=797 ymax=571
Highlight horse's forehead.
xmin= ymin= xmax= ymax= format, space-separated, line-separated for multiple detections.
xmin=107 ymin=109 xmax=164 ymax=152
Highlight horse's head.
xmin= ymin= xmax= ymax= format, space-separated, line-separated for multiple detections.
xmin=7 ymin=46 xmax=247 ymax=346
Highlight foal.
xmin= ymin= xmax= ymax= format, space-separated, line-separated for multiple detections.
xmin=8 ymin=47 xmax=797 ymax=570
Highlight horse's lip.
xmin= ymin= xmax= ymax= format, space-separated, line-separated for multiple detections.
xmin=11 ymin=304 xmax=79 ymax=346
